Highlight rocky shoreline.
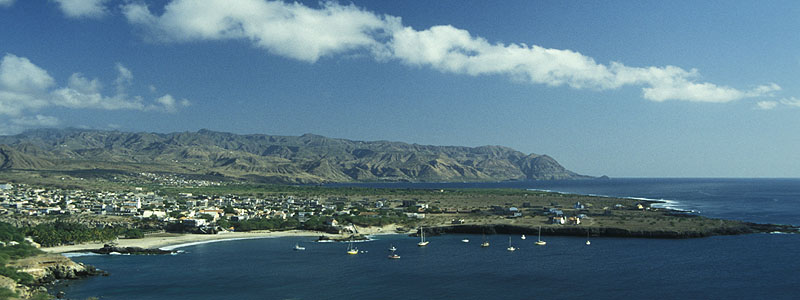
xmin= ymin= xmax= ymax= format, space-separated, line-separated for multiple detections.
xmin=420 ymin=222 xmax=799 ymax=239
xmin=87 ymin=244 xmax=175 ymax=255
xmin=3 ymin=254 xmax=106 ymax=299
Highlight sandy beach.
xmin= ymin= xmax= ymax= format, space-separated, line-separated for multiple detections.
xmin=41 ymin=224 xmax=406 ymax=254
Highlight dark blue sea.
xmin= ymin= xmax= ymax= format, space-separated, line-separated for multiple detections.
xmin=59 ymin=179 xmax=800 ymax=299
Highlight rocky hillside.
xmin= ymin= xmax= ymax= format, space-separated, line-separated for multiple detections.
xmin=0 ymin=128 xmax=590 ymax=183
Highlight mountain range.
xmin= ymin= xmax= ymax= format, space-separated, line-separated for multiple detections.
xmin=0 ymin=128 xmax=591 ymax=183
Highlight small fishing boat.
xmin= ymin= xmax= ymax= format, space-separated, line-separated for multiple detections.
xmin=461 ymin=238 xmax=470 ymax=243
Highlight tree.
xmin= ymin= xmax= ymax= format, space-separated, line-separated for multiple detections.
xmin=123 ymin=228 xmax=144 ymax=239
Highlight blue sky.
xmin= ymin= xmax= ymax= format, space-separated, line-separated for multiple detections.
xmin=1 ymin=0 xmax=799 ymax=178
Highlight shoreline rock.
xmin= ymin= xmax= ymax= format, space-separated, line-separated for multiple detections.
xmin=89 ymin=244 xmax=175 ymax=255
xmin=7 ymin=254 xmax=106 ymax=298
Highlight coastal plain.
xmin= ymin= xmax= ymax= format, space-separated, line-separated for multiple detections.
xmin=33 ymin=185 xmax=793 ymax=256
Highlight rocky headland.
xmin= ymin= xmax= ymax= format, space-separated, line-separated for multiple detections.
xmin=3 ymin=254 xmax=104 ymax=298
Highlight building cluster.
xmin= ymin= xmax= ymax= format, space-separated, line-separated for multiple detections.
xmin=133 ymin=172 xmax=223 ymax=187
xmin=0 ymin=183 xmax=644 ymax=232
xmin=0 ymin=183 xmax=419 ymax=231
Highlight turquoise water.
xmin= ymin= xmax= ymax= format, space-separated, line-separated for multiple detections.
xmin=59 ymin=179 xmax=800 ymax=299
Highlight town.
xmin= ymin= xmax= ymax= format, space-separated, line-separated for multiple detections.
xmin=0 ymin=179 xmax=770 ymax=248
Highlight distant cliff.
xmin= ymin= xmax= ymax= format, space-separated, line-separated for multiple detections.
xmin=0 ymin=128 xmax=591 ymax=183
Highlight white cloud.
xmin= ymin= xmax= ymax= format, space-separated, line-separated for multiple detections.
xmin=756 ymin=101 xmax=778 ymax=110
xmin=11 ymin=115 xmax=60 ymax=127
xmin=123 ymin=0 xmax=396 ymax=63
xmin=0 ymin=54 xmax=55 ymax=93
xmin=0 ymin=90 xmax=50 ymax=116
xmin=52 ymin=0 xmax=109 ymax=19
xmin=123 ymin=0 xmax=785 ymax=104
xmin=0 ymin=115 xmax=60 ymax=135
xmin=0 ymin=53 xmax=190 ymax=134
xmin=0 ymin=0 xmax=14 ymax=8
xmin=149 ymin=94 xmax=190 ymax=113
xmin=754 ymin=97 xmax=800 ymax=110
xmin=50 ymin=86 xmax=146 ymax=110
xmin=780 ymin=97 xmax=800 ymax=108
xmin=389 ymin=26 xmax=779 ymax=103
xmin=67 ymin=73 xmax=102 ymax=94
xmin=114 ymin=63 xmax=133 ymax=94
xmin=0 ymin=54 xmax=54 ymax=116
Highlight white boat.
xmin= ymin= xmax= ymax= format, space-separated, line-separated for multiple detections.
xmin=461 ymin=239 xmax=470 ymax=243
xmin=417 ymin=228 xmax=429 ymax=246
xmin=521 ymin=234 xmax=526 ymax=240
xmin=389 ymin=244 xmax=397 ymax=251
xmin=535 ymin=226 xmax=546 ymax=246
xmin=346 ymin=239 xmax=358 ymax=255
xmin=388 ymin=247 xmax=400 ymax=259
xmin=480 ymin=233 xmax=490 ymax=247
xmin=586 ymin=231 xmax=591 ymax=245
xmin=506 ymin=237 xmax=516 ymax=252
xmin=293 ymin=243 xmax=305 ymax=251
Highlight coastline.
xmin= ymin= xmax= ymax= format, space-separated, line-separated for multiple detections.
xmin=42 ymin=224 xmax=405 ymax=254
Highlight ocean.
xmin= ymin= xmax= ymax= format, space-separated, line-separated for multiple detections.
xmin=58 ymin=178 xmax=800 ymax=299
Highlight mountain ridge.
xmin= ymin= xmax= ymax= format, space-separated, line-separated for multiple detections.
xmin=0 ymin=128 xmax=591 ymax=183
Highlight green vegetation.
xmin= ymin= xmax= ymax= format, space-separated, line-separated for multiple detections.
xmin=229 ymin=218 xmax=300 ymax=232
xmin=0 ymin=222 xmax=41 ymax=287
xmin=0 ymin=287 xmax=18 ymax=299
xmin=24 ymin=221 xmax=144 ymax=247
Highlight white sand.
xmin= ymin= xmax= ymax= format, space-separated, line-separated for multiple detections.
xmin=41 ymin=224 xmax=407 ymax=253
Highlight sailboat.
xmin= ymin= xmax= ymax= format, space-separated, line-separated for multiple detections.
xmin=535 ymin=226 xmax=546 ymax=246
xmin=586 ymin=230 xmax=591 ymax=246
xmin=506 ymin=236 xmax=516 ymax=251
xmin=389 ymin=244 xmax=397 ymax=251
xmin=417 ymin=227 xmax=429 ymax=246
xmin=480 ymin=233 xmax=490 ymax=247
xmin=346 ymin=238 xmax=359 ymax=255
xmin=521 ymin=234 xmax=526 ymax=240
xmin=388 ymin=247 xmax=400 ymax=259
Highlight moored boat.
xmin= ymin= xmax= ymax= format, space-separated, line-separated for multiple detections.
xmin=417 ymin=227 xmax=429 ymax=246
xmin=506 ymin=237 xmax=516 ymax=252
xmin=346 ymin=239 xmax=358 ymax=255
xmin=535 ymin=226 xmax=546 ymax=246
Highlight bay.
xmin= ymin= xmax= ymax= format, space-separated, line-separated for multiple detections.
xmin=59 ymin=178 xmax=800 ymax=299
